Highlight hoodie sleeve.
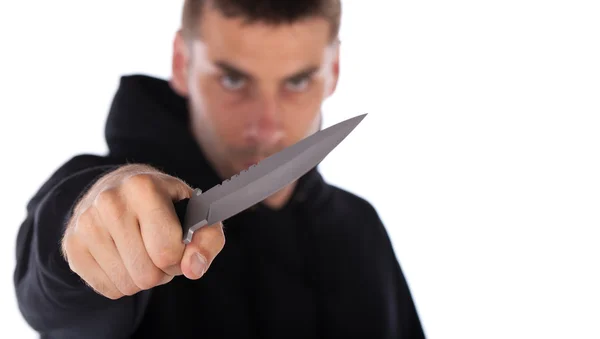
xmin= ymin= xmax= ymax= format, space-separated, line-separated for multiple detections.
xmin=13 ymin=155 xmax=152 ymax=339
xmin=314 ymin=194 xmax=426 ymax=339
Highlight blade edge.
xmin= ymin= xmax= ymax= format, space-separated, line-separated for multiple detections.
xmin=205 ymin=114 xmax=364 ymax=224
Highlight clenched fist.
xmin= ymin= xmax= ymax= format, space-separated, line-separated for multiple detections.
xmin=61 ymin=164 xmax=225 ymax=300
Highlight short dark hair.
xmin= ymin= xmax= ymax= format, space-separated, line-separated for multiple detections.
xmin=181 ymin=0 xmax=342 ymax=43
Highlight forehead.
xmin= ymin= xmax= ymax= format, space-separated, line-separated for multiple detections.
xmin=193 ymin=7 xmax=334 ymax=76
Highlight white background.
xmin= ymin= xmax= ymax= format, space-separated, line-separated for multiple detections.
xmin=1 ymin=1 xmax=599 ymax=338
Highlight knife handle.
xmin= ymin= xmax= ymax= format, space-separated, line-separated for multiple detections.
xmin=173 ymin=198 xmax=189 ymax=228
xmin=173 ymin=190 xmax=210 ymax=244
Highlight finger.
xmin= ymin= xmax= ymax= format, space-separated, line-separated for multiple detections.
xmin=159 ymin=175 xmax=195 ymax=201
xmin=122 ymin=174 xmax=187 ymax=272
xmin=92 ymin=186 xmax=180 ymax=282
xmin=65 ymin=239 xmax=123 ymax=300
xmin=105 ymin=208 xmax=180 ymax=283
xmin=139 ymin=171 xmax=194 ymax=201
xmin=181 ymin=221 xmax=226 ymax=280
xmin=85 ymin=208 xmax=145 ymax=296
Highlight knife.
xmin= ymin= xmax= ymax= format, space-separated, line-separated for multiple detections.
xmin=173 ymin=113 xmax=367 ymax=244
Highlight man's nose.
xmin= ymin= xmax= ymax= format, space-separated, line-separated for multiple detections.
xmin=245 ymin=95 xmax=282 ymax=144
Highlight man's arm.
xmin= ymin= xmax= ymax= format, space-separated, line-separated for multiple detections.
xmin=13 ymin=156 xmax=151 ymax=339
xmin=314 ymin=195 xmax=425 ymax=338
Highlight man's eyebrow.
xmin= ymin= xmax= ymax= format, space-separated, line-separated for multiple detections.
xmin=214 ymin=61 xmax=320 ymax=81
xmin=284 ymin=66 xmax=320 ymax=81
xmin=215 ymin=61 xmax=253 ymax=79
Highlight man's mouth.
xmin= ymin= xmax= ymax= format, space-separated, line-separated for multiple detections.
xmin=243 ymin=159 xmax=261 ymax=169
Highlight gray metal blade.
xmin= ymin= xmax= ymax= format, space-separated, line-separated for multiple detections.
xmin=182 ymin=113 xmax=366 ymax=242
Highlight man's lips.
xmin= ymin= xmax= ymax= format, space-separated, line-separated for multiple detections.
xmin=243 ymin=159 xmax=261 ymax=169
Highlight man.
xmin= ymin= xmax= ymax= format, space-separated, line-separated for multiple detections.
xmin=14 ymin=0 xmax=425 ymax=338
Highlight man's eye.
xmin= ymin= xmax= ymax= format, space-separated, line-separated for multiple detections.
xmin=220 ymin=74 xmax=246 ymax=90
xmin=286 ymin=77 xmax=310 ymax=92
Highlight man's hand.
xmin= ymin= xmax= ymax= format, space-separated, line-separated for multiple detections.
xmin=60 ymin=164 xmax=225 ymax=300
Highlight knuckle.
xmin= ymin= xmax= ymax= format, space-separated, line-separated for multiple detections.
xmin=75 ymin=208 xmax=95 ymax=232
xmin=94 ymin=189 xmax=126 ymax=221
xmin=86 ymin=278 xmax=122 ymax=300
xmin=124 ymin=173 xmax=159 ymax=195
xmin=159 ymin=275 xmax=174 ymax=286
xmin=106 ymin=262 xmax=139 ymax=296
xmin=151 ymin=248 xmax=181 ymax=270
xmin=133 ymin=268 xmax=166 ymax=290
xmin=74 ymin=209 xmax=103 ymax=240
xmin=102 ymin=285 xmax=124 ymax=300
xmin=116 ymin=280 xmax=140 ymax=296
xmin=104 ymin=289 xmax=124 ymax=300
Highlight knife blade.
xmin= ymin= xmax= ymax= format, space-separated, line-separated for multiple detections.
xmin=173 ymin=113 xmax=367 ymax=243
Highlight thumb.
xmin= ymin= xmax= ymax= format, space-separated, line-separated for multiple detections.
xmin=180 ymin=221 xmax=226 ymax=280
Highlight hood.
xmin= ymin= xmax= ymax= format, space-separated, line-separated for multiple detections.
xmin=102 ymin=74 xmax=330 ymax=208
xmin=105 ymin=74 xmax=196 ymax=157
xmin=104 ymin=74 xmax=223 ymax=191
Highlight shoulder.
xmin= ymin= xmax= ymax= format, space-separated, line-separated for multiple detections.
xmin=329 ymin=185 xmax=379 ymax=220
xmin=314 ymin=182 xmax=386 ymax=239
xmin=310 ymin=183 xmax=401 ymax=280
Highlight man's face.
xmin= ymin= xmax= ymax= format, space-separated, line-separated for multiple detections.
xmin=171 ymin=6 xmax=339 ymax=179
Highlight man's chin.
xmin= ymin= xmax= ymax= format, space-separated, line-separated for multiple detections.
xmin=233 ymin=149 xmax=282 ymax=173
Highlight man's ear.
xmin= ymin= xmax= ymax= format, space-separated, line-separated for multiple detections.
xmin=170 ymin=29 xmax=190 ymax=97
xmin=327 ymin=41 xmax=340 ymax=97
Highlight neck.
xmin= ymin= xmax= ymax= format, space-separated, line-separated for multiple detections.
xmin=261 ymin=181 xmax=297 ymax=210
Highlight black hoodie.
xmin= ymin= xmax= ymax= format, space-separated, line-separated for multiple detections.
xmin=13 ymin=74 xmax=425 ymax=339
